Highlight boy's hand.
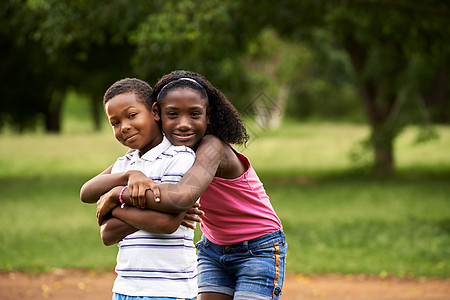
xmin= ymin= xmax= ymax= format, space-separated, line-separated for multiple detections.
xmin=96 ymin=186 xmax=122 ymax=225
xmin=127 ymin=170 xmax=161 ymax=208
xmin=181 ymin=202 xmax=204 ymax=230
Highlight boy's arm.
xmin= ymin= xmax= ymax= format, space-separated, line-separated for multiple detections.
xmin=100 ymin=205 xmax=203 ymax=246
xmin=97 ymin=186 xmax=203 ymax=232
xmin=80 ymin=165 xmax=153 ymax=204
xmin=111 ymin=206 xmax=184 ymax=234
xmin=100 ymin=217 xmax=138 ymax=246
xmin=80 ymin=164 xmax=121 ymax=203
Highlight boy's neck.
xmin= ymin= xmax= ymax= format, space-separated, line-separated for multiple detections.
xmin=138 ymin=135 xmax=164 ymax=156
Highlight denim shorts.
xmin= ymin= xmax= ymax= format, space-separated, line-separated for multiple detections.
xmin=195 ymin=229 xmax=287 ymax=300
xmin=112 ymin=294 xmax=196 ymax=300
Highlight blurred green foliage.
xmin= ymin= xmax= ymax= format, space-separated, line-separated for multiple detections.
xmin=1 ymin=0 xmax=449 ymax=176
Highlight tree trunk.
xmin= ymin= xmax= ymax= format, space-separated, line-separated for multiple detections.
xmin=90 ymin=96 xmax=102 ymax=131
xmin=344 ymin=40 xmax=396 ymax=177
xmin=371 ymin=125 xmax=394 ymax=177
xmin=268 ymin=83 xmax=290 ymax=129
xmin=44 ymin=92 xmax=64 ymax=133
xmin=420 ymin=68 xmax=448 ymax=124
xmin=357 ymin=82 xmax=396 ymax=177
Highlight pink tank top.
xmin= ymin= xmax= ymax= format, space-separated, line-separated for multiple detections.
xmin=200 ymin=145 xmax=282 ymax=245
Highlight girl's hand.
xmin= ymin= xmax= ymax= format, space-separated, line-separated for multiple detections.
xmin=96 ymin=186 xmax=122 ymax=225
xmin=127 ymin=170 xmax=161 ymax=208
xmin=181 ymin=202 xmax=204 ymax=230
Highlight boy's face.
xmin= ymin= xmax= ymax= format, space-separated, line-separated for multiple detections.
xmin=155 ymin=88 xmax=209 ymax=148
xmin=105 ymin=93 xmax=162 ymax=154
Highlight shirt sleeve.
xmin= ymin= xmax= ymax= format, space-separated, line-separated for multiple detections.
xmin=110 ymin=152 xmax=134 ymax=174
xmin=161 ymin=148 xmax=195 ymax=184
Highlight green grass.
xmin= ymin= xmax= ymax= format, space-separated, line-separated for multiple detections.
xmin=266 ymin=177 xmax=449 ymax=277
xmin=0 ymin=122 xmax=449 ymax=278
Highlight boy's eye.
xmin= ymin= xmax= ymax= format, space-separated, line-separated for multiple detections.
xmin=129 ymin=113 xmax=137 ymax=118
xmin=111 ymin=120 xmax=120 ymax=126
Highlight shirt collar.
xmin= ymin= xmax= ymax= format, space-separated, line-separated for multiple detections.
xmin=130 ymin=136 xmax=172 ymax=164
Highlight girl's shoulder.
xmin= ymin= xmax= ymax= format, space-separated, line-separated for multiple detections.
xmin=202 ymin=136 xmax=248 ymax=179
xmin=201 ymin=134 xmax=223 ymax=144
xmin=197 ymin=134 xmax=228 ymax=154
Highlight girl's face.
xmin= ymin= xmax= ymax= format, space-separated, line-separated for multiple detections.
xmin=105 ymin=93 xmax=162 ymax=154
xmin=155 ymin=87 xmax=209 ymax=148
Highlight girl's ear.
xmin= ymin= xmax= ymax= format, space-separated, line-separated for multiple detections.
xmin=152 ymin=102 xmax=160 ymax=121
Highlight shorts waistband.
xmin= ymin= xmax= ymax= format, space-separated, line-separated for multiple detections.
xmin=200 ymin=229 xmax=285 ymax=254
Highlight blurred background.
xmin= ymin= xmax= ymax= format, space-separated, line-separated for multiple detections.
xmin=0 ymin=0 xmax=449 ymax=279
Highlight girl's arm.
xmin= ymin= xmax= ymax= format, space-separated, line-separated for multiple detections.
xmin=108 ymin=135 xmax=224 ymax=213
xmin=98 ymin=188 xmax=203 ymax=245
xmin=82 ymin=136 xmax=223 ymax=209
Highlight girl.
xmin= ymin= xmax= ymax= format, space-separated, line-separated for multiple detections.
xmin=92 ymin=71 xmax=287 ymax=300
xmin=81 ymin=78 xmax=200 ymax=300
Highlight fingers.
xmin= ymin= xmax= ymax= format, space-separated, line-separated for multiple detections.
xmin=153 ymin=186 xmax=161 ymax=202
xmin=96 ymin=201 xmax=102 ymax=225
xmin=130 ymin=185 xmax=143 ymax=208
xmin=146 ymin=180 xmax=160 ymax=202
xmin=183 ymin=211 xmax=202 ymax=224
xmin=129 ymin=185 xmax=138 ymax=207
xmin=97 ymin=203 xmax=104 ymax=226
xmin=181 ymin=220 xmax=196 ymax=230
xmin=129 ymin=183 xmax=158 ymax=207
xmin=97 ymin=210 xmax=103 ymax=226
xmin=186 ymin=208 xmax=204 ymax=216
xmin=194 ymin=208 xmax=205 ymax=216
xmin=127 ymin=173 xmax=160 ymax=204
xmin=138 ymin=186 xmax=146 ymax=209
xmin=189 ymin=215 xmax=202 ymax=223
xmin=186 ymin=204 xmax=204 ymax=217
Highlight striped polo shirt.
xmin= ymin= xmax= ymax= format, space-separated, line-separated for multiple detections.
xmin=110 ymin=136 xmax=197 ymax=298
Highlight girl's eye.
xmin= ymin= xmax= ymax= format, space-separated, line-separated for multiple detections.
xmin=166 ymin=112 xmax=178 ymax=118
xmin=191 ymin=111 xmax=201 ymax=118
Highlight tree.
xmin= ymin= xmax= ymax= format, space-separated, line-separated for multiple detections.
xmin=0 ymin=0 xmax=141 ymax=132
xmin=0 ymin=1 xmax=57 ymax=131
xmin=244 ymin=0 xmax=450 ymax=176
xmin=2 ymin=0 xmax=448 ymax=177
xmin=243 ymin=28 xmax=313 ymax=129
xmin=130 ymin=0 xmax=253 ymax=109
xmin=130 ymin=0 xmax=450 ymax=176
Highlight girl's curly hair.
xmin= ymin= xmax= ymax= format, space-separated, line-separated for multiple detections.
xmin=152 ymin=70 xmax=249 ymax=145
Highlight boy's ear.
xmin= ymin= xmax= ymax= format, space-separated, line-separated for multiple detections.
xmin=152 ymin=102 xmax=160 ymax=121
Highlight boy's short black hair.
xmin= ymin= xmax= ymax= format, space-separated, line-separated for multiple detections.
xmin=104 ymin=78 xmax=153 ymax=110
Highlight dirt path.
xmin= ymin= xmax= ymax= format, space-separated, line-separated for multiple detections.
xmin=1 ymin=269 xmax=449 ymax=300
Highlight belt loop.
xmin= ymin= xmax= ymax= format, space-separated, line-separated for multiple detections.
xmin=243 ymin=240 xmax=248 ymax=251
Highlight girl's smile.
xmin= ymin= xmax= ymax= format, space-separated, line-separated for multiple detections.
xmin=155 ymin=88 xmax=209 ymax=148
